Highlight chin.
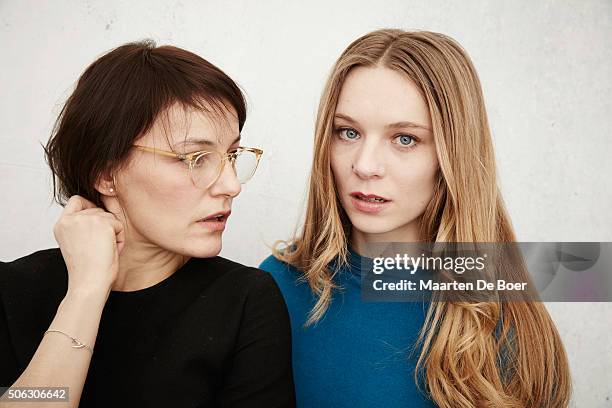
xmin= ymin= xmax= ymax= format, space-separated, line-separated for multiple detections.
xmin=349 ymin=214 xmax=402 ymax=236
xmin=185 ymin=238 xmax=223 ymax=258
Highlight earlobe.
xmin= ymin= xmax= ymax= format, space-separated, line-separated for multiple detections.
xmin=95 ymin=172 xmax=117 ymax=196
xmin=96 ymin=184 xmax=116 ymax=197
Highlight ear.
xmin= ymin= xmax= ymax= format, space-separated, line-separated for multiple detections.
xmin=95 ymin=170 xmax=117 ymax=197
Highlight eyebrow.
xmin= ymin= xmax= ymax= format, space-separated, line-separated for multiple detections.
xmin=334 ymin=113 xmax=432 ymax=132
xmin=174 ymin=135 xmax=241 ymax=148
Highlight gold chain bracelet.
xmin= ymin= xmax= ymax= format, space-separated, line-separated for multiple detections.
xmin=44 ymin=329 xmax=94 ymax=354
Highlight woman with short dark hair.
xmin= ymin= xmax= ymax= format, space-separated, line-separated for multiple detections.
xmin=0 ymin=41 xmax=295 ymax=407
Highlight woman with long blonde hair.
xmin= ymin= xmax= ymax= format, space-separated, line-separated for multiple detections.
xmin=260 ymin=29 xmax=571 ymax=407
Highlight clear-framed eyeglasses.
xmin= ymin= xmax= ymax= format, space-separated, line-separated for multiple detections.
xmin=132 ymin=144 xmax=263 ymax=190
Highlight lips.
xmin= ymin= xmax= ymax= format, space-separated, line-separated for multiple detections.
xmin=349 ymin=192 xmax=391 ymax=214
xmin=350 ymin=192 xmax=391 ymax=203
xmin=199 ymin=210 xmax=231 ymax=222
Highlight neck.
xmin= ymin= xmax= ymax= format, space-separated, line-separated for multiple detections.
xmin=112 ymin=239 xmax=189 ymax=292
xmin=350 ymin=219 xmax=422 ymax=256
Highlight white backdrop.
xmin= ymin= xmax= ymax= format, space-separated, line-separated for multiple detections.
xmin=1 ymin=1 xmax=611 ymax=406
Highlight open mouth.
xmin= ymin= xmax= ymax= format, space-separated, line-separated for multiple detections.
xmin=350 ymin=192 xmax=390 ymax=203
xmin=201 ymin=214 xmax=225 ymax=222
xmin=199 ymin=211 xmax=231 ymax=223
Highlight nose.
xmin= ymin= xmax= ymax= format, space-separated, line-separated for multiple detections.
xmin=351 ymin=138 xmax=385 ymax=179
xmin=209 ymin=160 xmax=241 ymax=197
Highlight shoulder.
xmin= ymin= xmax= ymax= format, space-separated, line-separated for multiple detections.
xmin=259 ymin=254 xmax=287 ymax=272
xmin=0 ymin=249 xmax=67 ymax=363
xmin=1 ymin=248 xmax=65 ymax=273
xmin=190 ymin=255 xmax=285 ymax=303
xmin=200 ymin=257 xmax=291 ymax=328
xmin=259 ymin=254 xmax=301 ymax=284
xmin=258 ymin=254 xmax=313 ymax=311
xmin=0 ymin=248 xmax=67 ymax=295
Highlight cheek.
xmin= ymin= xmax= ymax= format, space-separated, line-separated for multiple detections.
xmin=120 ymin=161 xmax=200 ymax=229
xmin=330 ymin=143 xmax=351 ymax=191
xmin=393 ymin=153 xmax=439 ymax=206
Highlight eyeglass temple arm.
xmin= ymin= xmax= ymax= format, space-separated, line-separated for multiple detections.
xmin=134 ymin=144 xmax=263 ymax=159
xmin=133 ymin=145 xmax=189 ymax=159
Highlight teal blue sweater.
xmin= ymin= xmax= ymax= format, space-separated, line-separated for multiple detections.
xmin=259 ymin=247 xmax=437 ymax=407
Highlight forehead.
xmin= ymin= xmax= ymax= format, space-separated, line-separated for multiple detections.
xmin=336 ymin=65 xmax=431 ymax=127
xmin=140 ymin=101 xmax=239 ymax=147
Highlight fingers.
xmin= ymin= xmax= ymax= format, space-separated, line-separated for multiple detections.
xmin=63 ymin=197 xmax=121 ymax=221
xmin=78 ymin=208 xmax=124 ymax=236
xmin=107 ymin=218 xmax=124 ymax=236
xmin=62 ymin=195 xmax=98 ymax=216
xmin=59 ymin=196 xmax=126 ymax=251
xmin=105 ymin=217 xmax=126 ymax=254
xmin=113 ymin=220 xmax=126 ymax=254
xmin=63 ymin=196 xmax=122 ymax=218
xmin=77 ymin=208 xmax=112 ymax=216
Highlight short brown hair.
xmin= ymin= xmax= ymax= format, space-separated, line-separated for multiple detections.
xmin=44 ymin=39 xmax=247 ymax=208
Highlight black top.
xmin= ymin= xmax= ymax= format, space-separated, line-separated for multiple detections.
xmin=0 ymin=248 xmax=295 ymax=407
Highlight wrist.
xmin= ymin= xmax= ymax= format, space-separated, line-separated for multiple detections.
xmin=65 ymin=285 xmax=110 ymax=305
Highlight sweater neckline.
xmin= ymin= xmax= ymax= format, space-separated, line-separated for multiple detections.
xmin=108 ymin=257 xmax=197 ymax=299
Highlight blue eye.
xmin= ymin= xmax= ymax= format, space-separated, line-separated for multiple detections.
xmin=394 ymin=134 xmax=416 ymax=147
xmin=338 ymin=127 xmax=359 ymax=140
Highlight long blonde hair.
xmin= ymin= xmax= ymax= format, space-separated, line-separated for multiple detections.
xmin=275 ymin=29 xmax=571 ymax=407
